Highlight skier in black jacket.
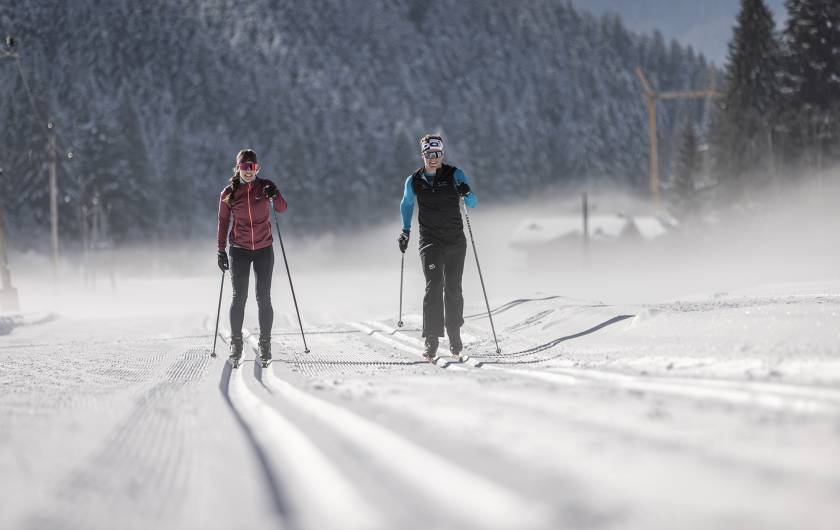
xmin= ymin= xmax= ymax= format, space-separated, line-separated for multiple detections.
xmin=398 ymin=134 xmax=477 ymax=360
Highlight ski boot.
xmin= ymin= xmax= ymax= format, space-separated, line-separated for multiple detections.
xmin=423 ymin=336 xmax=438 ymax=363
xmin=448 ymin=328 xmax=464 ymax=362
xmin=258 ymin=337 xmax=272 ymax=368
xmin=229 ymin=336 xmax=243 ymax=368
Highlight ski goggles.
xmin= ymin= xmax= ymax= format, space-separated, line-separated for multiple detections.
xmin=422 ymin=150 xmax=444 ymax=160
xmin=236 ymin=162 xmax=259 ymax=172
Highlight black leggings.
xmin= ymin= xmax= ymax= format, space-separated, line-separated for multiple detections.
xmin=419 ymin=238 xmax=467 ymax=338
xmin=229 ymin=245 xmax=274 ymax=341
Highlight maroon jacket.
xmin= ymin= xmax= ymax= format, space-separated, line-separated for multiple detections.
xmin=217 ymin=177 xmax=287 ymax=251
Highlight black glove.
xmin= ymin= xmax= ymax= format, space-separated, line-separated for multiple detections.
xmin=398 ymin=230 xmax=410 ymax=253
xmin=217 ymin=250 xmax=229 ymax=271
xmin=263 ymin=182 xmax=279 ymax=199
xmin=455 ymin=182 xmax=471 ymax=197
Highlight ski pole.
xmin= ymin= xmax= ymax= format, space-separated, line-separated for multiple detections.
xmin=271 ymin=201 xmax=310 ymax=353
xmin=461 ymin=201 xmax=501 ymax=353
xmin=211 ymin=269 xmax=225 ymax=357
xmin=397 ymin=252 xmax=405 ymax=327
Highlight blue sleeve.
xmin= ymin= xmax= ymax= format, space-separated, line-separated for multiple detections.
xmin=400 ymin=176 xmax=415 ymax=231
xmin=454 ymin=169 xmax=477 ymax=208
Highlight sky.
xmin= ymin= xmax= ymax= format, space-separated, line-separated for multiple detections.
xmin=573 ymin=0 xmax=788 ymax=65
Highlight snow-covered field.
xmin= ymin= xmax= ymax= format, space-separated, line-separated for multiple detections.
xmin=3 ymin=190 xmax=840 ymax=529
xmin=2 ymin=267 xmax=839 ymax=530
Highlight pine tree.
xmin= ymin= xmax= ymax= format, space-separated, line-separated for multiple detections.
xmin=100 ymin=94 xmax=156 ymax=243
xmin=162 ymin=128 xmax=198 ymax=240
xmin=671 ymin=123 xmax=702 ymax=220
xmin=710 ymin=0 xmax=782 ymax=198
xmin=779 ymin=0 xmax=840 ymax=169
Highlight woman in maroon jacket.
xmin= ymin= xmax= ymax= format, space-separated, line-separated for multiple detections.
xmin=217 ymin=149 xmax=287 ymax=365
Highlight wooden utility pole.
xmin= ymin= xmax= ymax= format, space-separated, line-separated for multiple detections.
xmin=1 ymin=38 xmax=20 ymax=310
xmin=0 ymin=197 xmax=19 ymax=311
xmin=634 ymin=67 xmax=721 ymax=206
xmin=48 ymin=120 xmax=59 ymax=276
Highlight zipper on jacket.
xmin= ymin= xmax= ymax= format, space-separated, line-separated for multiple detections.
xmin=247 ymin=182 xmax=255 ymax=250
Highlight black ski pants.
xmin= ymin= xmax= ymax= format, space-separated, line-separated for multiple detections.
xmin=419 ymin=237 xmax=467 ymax=338
xmin=229 ymin=245 xmax=274 ymax=341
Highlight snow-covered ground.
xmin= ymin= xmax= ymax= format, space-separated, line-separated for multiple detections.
xmin=3 ymin=187 xmax=840 ymax=529
xmin=2 ymin=267 xmax=839 ymax=530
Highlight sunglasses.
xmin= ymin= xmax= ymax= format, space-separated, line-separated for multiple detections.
xmin=236 ymin=162 xmax=259 ymax=172
xmin=423 ymin=151 xmax=444 ymax=160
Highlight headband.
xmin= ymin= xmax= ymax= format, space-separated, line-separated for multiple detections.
xmin=421 ymin=137 xmax=444 ymax=153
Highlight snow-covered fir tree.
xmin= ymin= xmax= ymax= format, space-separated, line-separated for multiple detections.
xmin=670 ymin=123 xmax=703 ymax=221
xmin=778 ymin=0 xmax=840 ymax=170
xmin=710 ymin=0 xmax=783 ymax=200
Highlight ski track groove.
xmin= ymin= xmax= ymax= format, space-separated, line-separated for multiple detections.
xmin=273 ymin=305 xmax=840 ymax=418
xmin=268 ymin=315 xmax=840 ymax=495
xmin=344 ymin=319 xmax=840 ymax=504
xmin=365 ymin=313 xmax=840 ymax=417
xmin=228 ymin=363 xmax=382 ymax=530
xmin=303 ymin=318 xmax=840 ymax=520
xmin=24 ymin=347 xmax=208 ymax=530
xmin=240 ymin=332 xmax=554 ymax=530
xmin=349 ymin=322 xmax=463 ymax=369
xmin=216 ymin=325 xmax=385 ymax=530
xmin=464 ymin=317 xmax=840 ymax=415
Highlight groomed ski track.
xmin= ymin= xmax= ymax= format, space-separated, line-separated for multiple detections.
xmin=3 ymin=287 xmax=840 ymax=529
xmin=356 ymin=319 xmax=840 ymax=416
xmin=212 ymin=323 xmax=550 ymax=530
